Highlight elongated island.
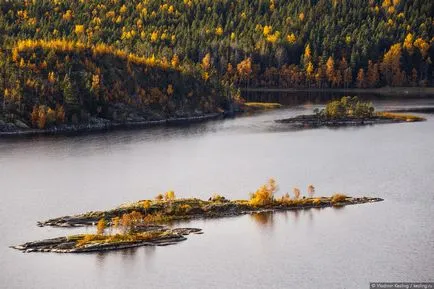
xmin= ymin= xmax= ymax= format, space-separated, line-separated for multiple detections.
xmin=11 ymin=179 xmax=383 ymax=253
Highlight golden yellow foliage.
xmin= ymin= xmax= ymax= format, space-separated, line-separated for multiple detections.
xmin=62 ymin=10 xmax=73 ymax=21
xmin=171 ymin=54 xmax=179 ymax=67
xmin=331 ymin=194 xmax=348 ymax=204
xmin=414 ymin=38 xmax=429 ymax=58
xmin=12 ymin=39 xmax=177 ymax=72
xmin=201 ymin=53 xmax=211 ymax=70
xmin=48 ymin=71 xmax=56 ymax=84
xmin=249 ymin=178 xmax=277 ymax=206
xmin=119 ymin=4 xmax=127 ymax=14
xmin=266 ymin=31 xmax=280 ymax=43
xmin=304 ymin=44 xmax=311 ymax=60
xmin=298 ymin=12 xmax=305 ymax=21
xmin=164 ymin=190 xmax=176 ymax=201
xmin=306 ymin=61 xmax=314 ymax=77
xmin=215 ymin=26 xmax=223 ymax=36
xmin=150 ymin=31 xmax=159 ymax=42
xmin=403 ymin=33 xmax=414 ymax=54
xmin=96 ymin=219 xmax=106 ymax=235
xmin=286 ymin=33 xmax=296 ymax=44
xmin=263 ymin=25 xmax=272 ymax=36
xmin=74 ymin=25 xmax=85 ymax=35
xmin=142 ymin=200 xmax=151 ymax=210
xmin=37 ymin=107 xmax=47 ymax=129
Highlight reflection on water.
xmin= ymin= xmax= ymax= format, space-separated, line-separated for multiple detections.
xmin=1 ymin=95 xmax=434 ymax=289
xmin=250 ymin=212 xmax=275 ymax=228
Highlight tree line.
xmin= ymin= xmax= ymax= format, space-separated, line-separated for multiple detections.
xmin=0 ymin=0 xmax=432 ymax=126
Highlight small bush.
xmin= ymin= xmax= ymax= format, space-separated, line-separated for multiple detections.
xmin=164 ymin=190 xmax=176 ymax=201
xmin=177 ymin=204 xmax=192 ymax=214
xmin=210 ymin=194 xmax=227 ymax=202
xmin=142 ymin=200 xmax=151 ymax=210
xmin=331 ymin=194 xmax=348 ymax=204
xmin=312 ymin=198 xmax=322 ymax=206
xmin=76 ymin=234 xmax=105 ymax=247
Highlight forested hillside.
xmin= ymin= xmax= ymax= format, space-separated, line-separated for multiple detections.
xmin=0 ymin=0 xmax=433 ymax=129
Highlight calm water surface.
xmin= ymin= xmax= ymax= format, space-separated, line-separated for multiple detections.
xmin=0 ymin=96 xmax=433 ymax=289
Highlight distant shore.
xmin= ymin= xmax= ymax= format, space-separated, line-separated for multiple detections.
xmin=242 ymin=87 xmax=434 ymax=96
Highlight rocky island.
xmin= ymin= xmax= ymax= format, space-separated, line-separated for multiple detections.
xmin=276 ymin=96 xmax=425 ymax=128
xmin=12 ymin=179 xmax=383 ymax=254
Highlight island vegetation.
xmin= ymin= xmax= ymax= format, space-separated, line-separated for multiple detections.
xmin=12 ymin=179 xmax=383 ymax=253
xmin=276 ymin=96 xmax=425 ymax=128
xmin=0 ymin=0 xmax=432 ymax=134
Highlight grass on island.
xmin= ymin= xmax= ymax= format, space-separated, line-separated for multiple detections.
xmin=69 ymin=231 xmax=168 ymax=248
xmin=243 ymin=102 xmax=282 ymax=110
xmin=376 ymin=112 xmax=425 ymax=122
xmin=69 ymin=179 xmax=352 ymax=248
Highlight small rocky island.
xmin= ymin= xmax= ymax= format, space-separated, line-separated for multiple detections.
xmin=12 ymin=179 xmax=383 ymax=253
xmin=276 ymin=96 xmax=425 ymax=128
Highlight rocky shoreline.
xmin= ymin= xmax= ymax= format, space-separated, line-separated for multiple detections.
xmin=0 ymin=112 xmax=224 ymax=137
xmin=275 ymin=113 xmax=425 ymax=128
xmin=11 ymin=227 xmax=202 ymax=253
xmin=37 ymin=196 xmax=383 ymax=228
xmin=12 ymin=191 xmax=383 ymax=254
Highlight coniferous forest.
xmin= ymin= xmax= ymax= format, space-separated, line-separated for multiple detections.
xmin=0 ymin=0 xmax=432 ymax=128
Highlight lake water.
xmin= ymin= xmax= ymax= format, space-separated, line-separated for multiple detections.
xmin=1 ymin=95 xmax=433 ymax=289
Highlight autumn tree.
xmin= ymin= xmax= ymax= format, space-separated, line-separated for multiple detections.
xmin=307 ymin=185 xmax=315 ymax=198
xmin=366 ymin=60 xmax=380 ymax=88
xmin=293 ymin=187 xmax=301 ymax=199
xmin=356 ymin=68 xmax=366 ymax=88
xmin=96 ymin=218 xmax=106 ymax=235
xmin=164 ymin=190 xmax=176 ymax=201
xmin=381 ymin=43 xmax=404 ymax=86
xmin=326 ymin=57 xmax=336 ymax=87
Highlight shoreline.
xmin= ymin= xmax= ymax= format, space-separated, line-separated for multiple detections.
xmin=0 ymin=112 xmax=225 ymax=137
xmin=10 ymin=194 xmax=383 ymax=253
xmin=13 ymin=195 xmax=383 ymax=253
xmin=242 ymin=86 xmax=434 ymax=96
xmin=37 ymin=196 xmax=383 ymax=228
xmin=275 ymin=112 xmax=426 ymax=129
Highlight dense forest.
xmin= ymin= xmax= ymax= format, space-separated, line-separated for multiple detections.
xmin=0 ymin=0 xmax=433 ymax=128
